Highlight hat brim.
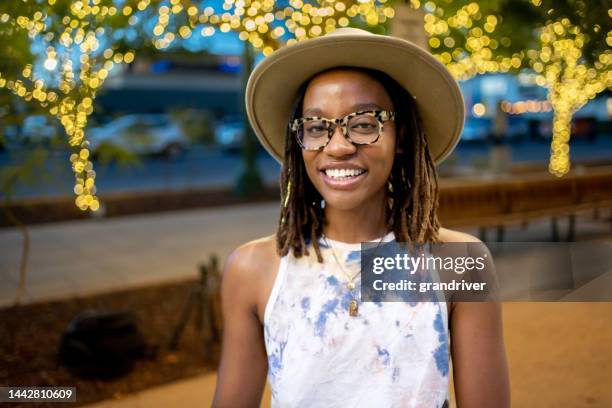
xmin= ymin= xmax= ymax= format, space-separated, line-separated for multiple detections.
xmin=246 ymin=33 xmax=465 ymax=165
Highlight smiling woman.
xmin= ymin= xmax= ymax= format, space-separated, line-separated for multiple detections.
xmin=213 ymin=27 xmax=510 ymax=408
xmin=301 ymin=70 xmax=397 ymax=215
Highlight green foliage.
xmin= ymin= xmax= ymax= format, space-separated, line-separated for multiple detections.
xmin=91 ymin=141 xmax=141 ymax=167
xmin=0 ymin=24 xmax=34 ymax=76
xmin=0 ymin=147 xmax=50 ymax=202
xmin=533 ymin=0 xmax=611 ymax=64
xmin=168 ymin=108 xmax=216 ymax=146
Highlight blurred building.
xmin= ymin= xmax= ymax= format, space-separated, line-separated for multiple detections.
xmin=97 ymin=52 xmax=243 ymax=118
xmin=95 ymin=44 xmax=611 ymax=142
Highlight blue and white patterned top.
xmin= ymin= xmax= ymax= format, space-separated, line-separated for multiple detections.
xmin=263 ymin=231 xmax=450 ymax=407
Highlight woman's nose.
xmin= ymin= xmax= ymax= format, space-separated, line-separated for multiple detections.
xmin=323 ymin=125 xmax=357 ymax=157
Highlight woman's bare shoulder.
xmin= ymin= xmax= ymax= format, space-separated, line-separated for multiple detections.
xmin=225 ymin=234 xmax=279 ymax=277
xmin=222 ymin=234 xmax=281 ymax=321
xmin=228 ymin=235 xmax=278 ymax=269
xmin=437 ymin=227 xmax=482 ymax=243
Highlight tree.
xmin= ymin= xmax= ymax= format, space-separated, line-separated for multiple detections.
xmin=405 ymin=0 xmax=610 ymax=176
xmin=1 ymin=0 xmax=394 ymax=210
xmin=0 ymin=0 xmax=159 ymax=304
xmin=0 ymin=0 xmax=163 ymax=212
xmin=405 ymin=0 xmax=540 ymax=80
xmin=525 ymin=0 xmax=611 ymax=176
xmin=235 ymin=39 xmax=263 ymax=197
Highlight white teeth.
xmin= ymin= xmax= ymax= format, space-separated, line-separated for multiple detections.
xmin=324 ymin=168 xmax=366 ymax=179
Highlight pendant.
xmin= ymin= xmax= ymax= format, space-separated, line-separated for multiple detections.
xmin=347 ymin=281 xmax=355 ymax=290
xmin=348 ymin=299 xmax=359 ymax=316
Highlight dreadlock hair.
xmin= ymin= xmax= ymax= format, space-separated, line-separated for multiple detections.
xmin=276 ymin=67 xmax=441 ymax=263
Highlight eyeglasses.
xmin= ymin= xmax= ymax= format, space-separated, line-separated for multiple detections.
xmin=290 ymin=109 xmax=396 ymax=151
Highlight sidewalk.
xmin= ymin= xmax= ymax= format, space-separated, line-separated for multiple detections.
xmin=0 ymin=202 xmax=278 ymax=307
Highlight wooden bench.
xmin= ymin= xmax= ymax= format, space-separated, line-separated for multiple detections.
xmin=437 ymin=167 xmax=612 ymax=241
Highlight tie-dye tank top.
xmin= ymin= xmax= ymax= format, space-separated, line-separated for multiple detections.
xmin=263 ymin=231 xmax=451 ymax=408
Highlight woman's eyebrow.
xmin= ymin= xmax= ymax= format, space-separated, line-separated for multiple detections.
xmin=303 ymin=103 xmax=384 ymax=117
xmin=302 ymin=108 xmax=323 ymax=116
xmin=352 ymin=103 xmax=384 ymax=111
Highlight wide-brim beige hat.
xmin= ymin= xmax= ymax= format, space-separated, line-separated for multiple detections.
xmin=245 ymin=27 xmax=465 ymax=165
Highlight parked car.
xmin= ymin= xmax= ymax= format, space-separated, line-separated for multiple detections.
xmin=88 ymin=114 xmax=189 ymax=158
xmin=1 ymin=115 xmax=63 ymax=150
xmin=214 ymin=119 xmax=245 ymax=153
xmin=22 ymin=115 xmax=59 ymax=141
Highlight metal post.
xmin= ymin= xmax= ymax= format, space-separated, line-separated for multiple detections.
xmin=567 ymin=213 xmax=576 ymax=241
xmin=496 ymin=225 xmax=505 ymax=242
xmin=478 ymin=227 xmax=487 ymax=242
xmin=551 ymin=217 xmax=559 ymax=242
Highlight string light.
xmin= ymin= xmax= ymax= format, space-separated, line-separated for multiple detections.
xmin=0 ymin=0 xmax=143 ymax=211
xmin=3 ymin=0 xmax=608 ymax=214
xmin=422 ymin=2 xmax=524 ymax=81
xmin=1 ymin=0 xmax=393 ymax=212
xmin=528 ymin=20 xmax=611 ymax=176
xmin=500 ymin=100 xmax=553 ymax=114
xmin=420 ymin=2 xmax=610 ymax=177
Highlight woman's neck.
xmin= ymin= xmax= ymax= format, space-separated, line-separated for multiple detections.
xmin=322 ymin=193 xmax=388 ymax=244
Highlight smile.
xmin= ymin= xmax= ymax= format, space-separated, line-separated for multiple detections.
xmin=324 ymin=168 xmax=366 ymax=179
xmin=320 ymin=167 xmax=368 ymax=189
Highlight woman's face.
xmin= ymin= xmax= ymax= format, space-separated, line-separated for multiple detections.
xmin=301 ymin=68 xmax=398 ymax=211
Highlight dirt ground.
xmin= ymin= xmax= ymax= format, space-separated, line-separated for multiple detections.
xmin=0 ymin=279 xmax=219 ymax=407
xmin=500 ymin=302 xmax=612 ymax=407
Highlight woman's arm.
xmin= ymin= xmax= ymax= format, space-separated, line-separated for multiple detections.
xmin=450 ymin=300 xmax=510 ymax=407
xmin=437 ymin=228 xmax=510 ymax=406
xmin=212 ymin=244 xmax=270 ymax=408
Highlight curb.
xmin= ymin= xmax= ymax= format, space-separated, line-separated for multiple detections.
xmin=1 ymin=185 xmax=280 ymax=228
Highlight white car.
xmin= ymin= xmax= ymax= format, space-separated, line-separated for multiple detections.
xmin=88 ymin=114 xmax=188 ymax=158
xmin=214 ymin=118 xmax=264 ymax=153
xmin=215 ymin=120 xmax=245 ymax=152
xmin=2 ymin=115 xmax=62 ymax=150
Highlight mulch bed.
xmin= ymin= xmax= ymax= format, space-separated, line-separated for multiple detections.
xmin=0 ymin=279 xmax=220 ymax=407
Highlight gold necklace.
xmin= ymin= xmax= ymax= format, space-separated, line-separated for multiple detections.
xmin=323 ymin=233 xmax=388 ymax=317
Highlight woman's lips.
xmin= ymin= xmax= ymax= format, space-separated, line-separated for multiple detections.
xmin=320 ymin=170 xmax=367 ymax=190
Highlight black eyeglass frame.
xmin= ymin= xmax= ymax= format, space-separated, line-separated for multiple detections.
xmin=289 ymin=109 xmax=396 ymax=151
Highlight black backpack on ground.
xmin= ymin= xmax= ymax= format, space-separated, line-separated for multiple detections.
xmin=58 ymin=309 xmax=155 ymax=379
